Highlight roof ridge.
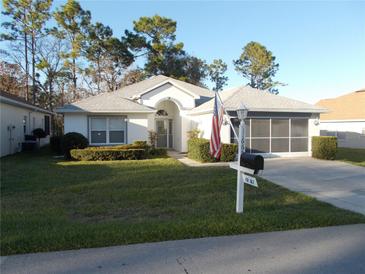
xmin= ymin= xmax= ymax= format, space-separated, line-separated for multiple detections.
xmin=123 ymin=97 xmax=155 ymax=110
xmin=169 ymin=77 xmax=211 ymax=92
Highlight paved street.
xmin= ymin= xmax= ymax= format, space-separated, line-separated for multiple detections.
xmin=263 ymin=157 xmax=365 ymax=215
xmin=1 ymin=224 xmax=365 ymax=274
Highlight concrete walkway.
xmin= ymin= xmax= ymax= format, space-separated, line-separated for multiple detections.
xmin=263 ymin=157 xmax=365 ymax=215
xmin=167 ymin=150 xmax=230 ymax=167
xmin=1 ymin=224 xmax=365 ymax=274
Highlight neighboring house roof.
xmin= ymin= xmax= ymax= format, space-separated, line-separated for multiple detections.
xmin=116 ymin=75 xmax=213 ymax=99
xmin=0 ymin=91 xmax=53 ymax=115
xmin=56 ymin=91 xmax=155 ymax=113
xmin=189 ymin=86 xmax=326 ymax=115
xmin=57 ymin=75 xmax=213 ymax=113
xmin=315 ymin=89 xmax=365 ymax=121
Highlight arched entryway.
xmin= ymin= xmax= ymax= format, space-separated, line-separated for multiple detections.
xmin=154 ymin=100 xmax=180 ymax=150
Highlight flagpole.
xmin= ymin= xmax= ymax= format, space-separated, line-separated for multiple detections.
xmin=215 ymin=91 xmax=239 ymax=141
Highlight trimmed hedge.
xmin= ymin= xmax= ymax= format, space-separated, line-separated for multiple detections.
xmin=188 ymin=138 xmax=213 ymax=162
xmin=70 ymin=148 xmax=146 ymax=161
xmin=312 ymin=136 xmax=337 ymax=160
xmin=70 ymin=141 xmax=166 ymax=161
xmin=221 ymin=143 xmax=238 ymax=162
xmin=149 ymin=147 xmax=168 ymax=157
xmin=188 ymin=138 xmax=237 ymax=163
xmin=87 ymin=142 xmax=147 ymax=150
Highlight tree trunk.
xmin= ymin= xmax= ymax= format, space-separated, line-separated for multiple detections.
xmin=97 ymin=58 xmax=101 ymax=93
xmin=61 ymin=83 xmax=65 ymax=105
xmin=31 ymin=32 xmax=36 ymax=104
xmin=24 ymin=31 xmax=29 ymax=101
xmin=72 ymin=58 xmax=77 ymax=99
xmin=49 ymin=77 xmax=53 ymax=111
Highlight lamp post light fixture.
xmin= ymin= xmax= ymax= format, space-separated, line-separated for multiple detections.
xmin=237 ymin=103 xmax=248 ymax=154
xmin=236 ymin=103 xmax=248 ymax=213
xmin=237 ymin=104 xmax=248 ymax=121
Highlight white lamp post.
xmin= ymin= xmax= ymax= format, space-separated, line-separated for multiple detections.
xmin=236 ymin=103 xmax=248 ymax=213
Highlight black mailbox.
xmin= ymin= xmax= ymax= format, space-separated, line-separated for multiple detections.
xmin=240 ymin=153 xmax=264 ymax=174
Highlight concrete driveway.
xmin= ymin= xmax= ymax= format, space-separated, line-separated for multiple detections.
xmin=262 ymin=157 xmax=365 ymax=215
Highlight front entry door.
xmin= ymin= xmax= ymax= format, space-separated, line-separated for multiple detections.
xmin=156 ymin=119 xmax=173 ymax=148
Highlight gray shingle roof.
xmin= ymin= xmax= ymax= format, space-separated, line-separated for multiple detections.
xmin=189 ymin=86 xmax=327 ymax=114
xmin=57 ymin=75 xmax=214 ymax=113
xmin=119 ymin=75 xmax=213 ymax=98
xmin=1 ymin=90 xmax=54 ymax=114
xmin=56 ymin=92 xmax=155 ymax=113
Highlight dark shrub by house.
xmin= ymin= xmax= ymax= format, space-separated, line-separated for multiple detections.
xmin=50 ymin=135 xmax=64 ymax=154
xmin=32 ymin=128 xmax=47 ymax=139
xmin=188 ymin=138 xmax=237 ymax=162
xmin=63 ymin=132 xmax=89 ymax=159
xmin=71 ymin=148 xmax=146 ymax=161
xmin=312 ymin=136 xmax=337 ymax=160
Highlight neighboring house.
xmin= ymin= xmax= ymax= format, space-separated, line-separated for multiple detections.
xmin=315 ymin=89 xmax=365 ymax=149
xmin=0 ymin=91 xmax=53 ymax=157
xmin=57 ymin=75 xmax=325 ymax=156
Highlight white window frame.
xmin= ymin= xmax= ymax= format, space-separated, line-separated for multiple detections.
xmin=89 ymin=116 xmax=127 ymax=145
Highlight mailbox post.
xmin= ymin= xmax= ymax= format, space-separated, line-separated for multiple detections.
xmin=236 ymin=104 xmax=248 ymax=213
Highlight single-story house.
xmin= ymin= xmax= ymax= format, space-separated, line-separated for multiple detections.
xmin=57 ymin=75 xmax=326 ymax=157
xmin=0 ymin=91 xmax=53 ymax=157
xmin=315 ymin=89 xmax=365 ymax=149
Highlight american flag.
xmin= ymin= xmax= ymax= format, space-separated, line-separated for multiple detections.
xmin=210 ymin=93 xmax=224 ymax=159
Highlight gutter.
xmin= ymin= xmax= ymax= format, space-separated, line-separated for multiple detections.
xmin=188 ymin=107 xmax=328 ymax=116
xmin=55 ymin=109 xmax=157 ymax=114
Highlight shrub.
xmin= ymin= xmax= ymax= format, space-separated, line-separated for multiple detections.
xmin=87 ymin=141 xmax=148 ymax=151
xmin=149 ymin=147 xmax=167 ymax=157
xmin=32 ymin=128 xmax=47 ymax=139
xmin=312 ymin=136 xmax=337 ymax=160
xmin=63 ymin=132 xmax=89 ymax=159
xmin=187 ymin=129 xmax=201 ymax=139
xmin=133 ymin=140 xmax=148 ymax=149
xmin=188 ymin=138 xmax=214 ymax=162
xmin=188 ymin=138 xmax=237 ymax=163
xmin=70 ymin=148 xmax=146 ymax=161
xmin=25 ymin=135 xmax=36 ymax=141
xmin=221 ymin=143 xmax=238 ymax=162
xmin=148 ymin=130 xmax=157 ymax=148
xmin=50 ymin=135 xmax=64 ymax=154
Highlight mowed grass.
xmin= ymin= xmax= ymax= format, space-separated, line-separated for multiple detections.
xmin=1 ymin=149 xmax=365 ymax=255
xmin=336 ymin=147 xmax=365 ymax=167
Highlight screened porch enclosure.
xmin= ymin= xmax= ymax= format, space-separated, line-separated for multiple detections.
xmin=230 ymin=117 xmax=309 ymax=153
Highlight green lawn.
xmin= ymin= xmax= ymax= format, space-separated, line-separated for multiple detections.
xmin=1 ymin=149 xmax=365 ymax=255
xmin=336 ymin=147 xmax=365 ymax=167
